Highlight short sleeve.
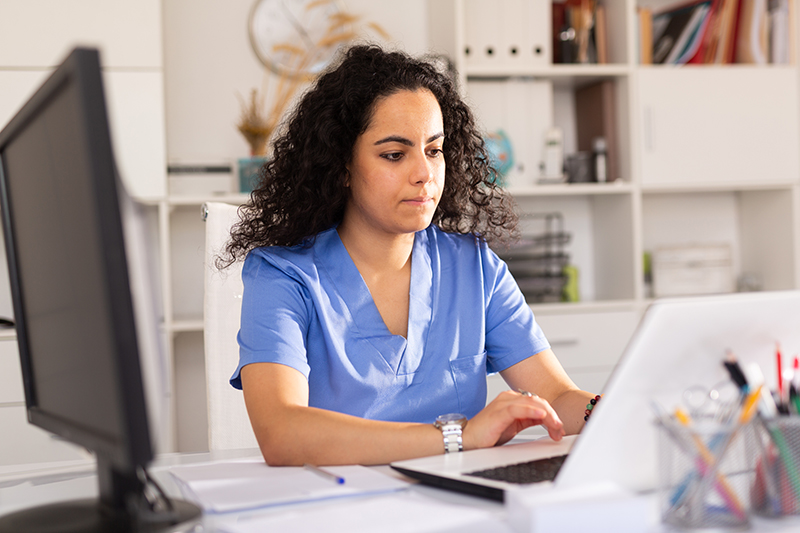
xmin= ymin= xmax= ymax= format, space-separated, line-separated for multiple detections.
xmin=482 ymin=245 xmax=550 ymax=373
xmin=230 ymin=251 xmax=313 ymax=389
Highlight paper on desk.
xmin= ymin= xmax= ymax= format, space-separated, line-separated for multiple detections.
xmin=168 ymin=459 xmax=408 ymax=513
xmin=214 ymin=491 xmax=507 ymax=533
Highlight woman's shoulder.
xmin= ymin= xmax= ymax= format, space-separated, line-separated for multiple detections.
xmin=426 ymin=225 xmax=491 ymax=255
xmin=245 ymin=227 xmax=338 ymax=276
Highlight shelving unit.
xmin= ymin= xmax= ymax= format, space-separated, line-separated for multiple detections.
xmin=426 ymin=0 xmax=800 ymax=398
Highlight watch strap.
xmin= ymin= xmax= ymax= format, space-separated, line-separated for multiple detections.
xmin=441 ymin=423 xmax=463 ymax=453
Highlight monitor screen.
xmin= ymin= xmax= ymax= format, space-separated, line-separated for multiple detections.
xmin=0 ymin=47 xmax=200 ymax=532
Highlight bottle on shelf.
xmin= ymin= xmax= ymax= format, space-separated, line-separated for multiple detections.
xmin=593 ymin=137 xmax=608 ymax=183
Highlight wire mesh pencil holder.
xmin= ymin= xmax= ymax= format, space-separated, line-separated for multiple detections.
xmin=748 ymin=416 xmax=800 ymax=517
xmin=657 ymin=417 xmax=752 ymax=530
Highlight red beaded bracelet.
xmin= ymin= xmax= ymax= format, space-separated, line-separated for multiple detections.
xmin=584 ymin=394 xmax=602 ymax=422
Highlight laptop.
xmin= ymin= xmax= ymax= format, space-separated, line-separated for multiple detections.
xmin=391 ymin=290 xmax=800 ymax=501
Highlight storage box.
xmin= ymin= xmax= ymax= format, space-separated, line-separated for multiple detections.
xmin=652 ymin=244 xmax=734 ymax=297
xmin=167 ymin=164 xmax=234 ymax=196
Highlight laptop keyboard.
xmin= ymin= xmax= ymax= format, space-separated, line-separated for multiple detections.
xmin=464 ymin=454 xmax=568 ymax=485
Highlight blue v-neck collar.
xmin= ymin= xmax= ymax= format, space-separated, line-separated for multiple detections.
xmin=317 ymin=227 xmax=433 ymax=376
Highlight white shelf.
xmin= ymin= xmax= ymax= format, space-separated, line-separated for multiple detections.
xmin=137 ymin=194 xmax=251 ymax=206
xmin=530 ymin=299 xmax=641 ymax=316
xmin=507 ymin=181 xmax=634 ymax=197
xmin=168 ymin=194 xmax=250 ymax=206
xmin=170 ymin=319 xmax=204 ymax=334
xmin=642 ymin=181 xmax=799 ymax=194
xmin=466 ymin=63 xmax=631 ymax=77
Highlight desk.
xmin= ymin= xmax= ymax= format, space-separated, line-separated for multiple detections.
xmin=0 ymin=450 xmax=511 ymax=533
xmin=4 ymin=452 xmax=800 ymax=532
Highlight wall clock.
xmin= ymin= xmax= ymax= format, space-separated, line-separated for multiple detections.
xmin=248 ymin=0 xmax=347 ymax=79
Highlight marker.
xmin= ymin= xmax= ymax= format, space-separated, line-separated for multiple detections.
xmin=723 ymin=351 xmax=748 ymax=391
xmin=304 ymin=464 xmax=345 ymax=484
xmin=777 ymin=343 xmax=784 ymax=399
xmin=743 ymin=362 xmax=779 ymax=419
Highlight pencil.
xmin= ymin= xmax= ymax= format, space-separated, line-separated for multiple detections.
xmin=674 ymin=408 xmax=747 ymax=521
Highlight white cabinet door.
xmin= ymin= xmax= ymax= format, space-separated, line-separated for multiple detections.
xmin=535 ymin=308 xmax=641 ymax=393
xmin=0 ymin=339 xmax=22 ymax=405
xmin=0 ymin=69 xmax=167 ymax=199
xmin=0 ymin=0 xmax=162 ymax=68
xmin=0 ymin=339 xmax=92 ymax=465
xmin=486 ymin=308 xmax=641 ymax=403
xmin=638 ymin=67 xmax=799 ymax=187
xmin=0 ymin=406 xmax=90 ymax=465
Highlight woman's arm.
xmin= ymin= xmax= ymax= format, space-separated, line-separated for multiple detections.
xmin=241 ymin=361 xmax=565 ymax=466
xmin=499 ymin=348 xmax=599 ymax=435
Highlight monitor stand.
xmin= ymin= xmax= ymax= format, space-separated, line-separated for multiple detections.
xmin=0 ymin=456 xmax=202 ymax=533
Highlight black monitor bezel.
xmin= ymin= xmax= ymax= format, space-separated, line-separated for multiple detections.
xmin=0 ymin=47 xmax=152 ymax=471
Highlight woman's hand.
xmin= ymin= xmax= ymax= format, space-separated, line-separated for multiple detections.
xmin=462 ymin=389 xmax=565 ymax=450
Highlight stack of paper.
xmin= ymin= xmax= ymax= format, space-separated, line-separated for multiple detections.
xmin=168 ymin=459 xmax=408 ymax=513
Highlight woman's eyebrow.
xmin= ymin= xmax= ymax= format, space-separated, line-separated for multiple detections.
xmin=374 ymin=132 xmax=444 ymax=146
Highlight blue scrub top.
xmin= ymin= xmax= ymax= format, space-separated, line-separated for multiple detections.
xmin=230 ymin=225 xmax=550 ymax=423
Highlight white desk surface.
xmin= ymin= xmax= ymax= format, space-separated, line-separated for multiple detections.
xmin=4 ymin=450 xmax=800 ymax=533
xmin=0 ymin=449 xmax=511 ymax=533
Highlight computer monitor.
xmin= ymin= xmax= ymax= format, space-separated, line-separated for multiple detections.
xmin=0 ymin=48 xmax=201 ymax=531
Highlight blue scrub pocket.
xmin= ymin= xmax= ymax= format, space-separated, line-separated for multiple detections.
xmin=449 ymin=352 xmax=488 ymax=417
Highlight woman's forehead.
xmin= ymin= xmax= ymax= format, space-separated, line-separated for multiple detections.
xmin=362 ymin=89 xmax=443 ymax=138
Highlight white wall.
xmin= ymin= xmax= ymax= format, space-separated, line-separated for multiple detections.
xmin=162 ymin=0 xmax=429 ymax=166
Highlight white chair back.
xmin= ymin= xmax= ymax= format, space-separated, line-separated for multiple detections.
xmin=203 ymin=202 xmax=259 ymax=451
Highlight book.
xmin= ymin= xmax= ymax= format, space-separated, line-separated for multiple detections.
xmin=574 ymin=80 xmax=617 ymax=182
xmin=672 ymin=1 xmax=711 ymax=65
xmin=595 ymin=4 xmax=608 ymax=63
xmin=715 ymin=0 xmax=742 ymax=62
xmin=736 ymin=0 xmax=769 ymax=63
xmin=767 ymin=0 xmax=791 ymax=63
xmin=671 ymin=3 xmax=713 ymax=63
xmin=652 ymin=1 xmax=712 ymax=64
xmin=687 ymin=0 xmax=724 ymax=63
xmin=639 ymin=7 xmax=654 ymax=64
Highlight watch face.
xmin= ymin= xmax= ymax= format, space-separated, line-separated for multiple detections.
xmin=436 ymin=413 xmax=466 ymax=426
xmin=248 ymin=0 xmax=344 ymax=78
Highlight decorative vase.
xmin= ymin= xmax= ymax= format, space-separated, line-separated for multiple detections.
xmin=237 ymin=155 xmax=268 ymax=194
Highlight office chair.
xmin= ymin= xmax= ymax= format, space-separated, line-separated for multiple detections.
xmin=203 ymin=202 xmax=259 ymax=451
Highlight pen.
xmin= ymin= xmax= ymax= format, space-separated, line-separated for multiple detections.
xmin=303 ymin=464 xmax=345 ymax=484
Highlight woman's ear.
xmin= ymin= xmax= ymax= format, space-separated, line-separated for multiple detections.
xmin=343 ymin=167 xmax=350 ymax=187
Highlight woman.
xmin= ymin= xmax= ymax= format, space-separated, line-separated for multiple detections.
xmin=223 ymin=44 xmax=599 ymax=466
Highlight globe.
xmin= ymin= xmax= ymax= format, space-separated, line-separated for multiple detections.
xmin=484 ymin=130 xmax=514 ymax=185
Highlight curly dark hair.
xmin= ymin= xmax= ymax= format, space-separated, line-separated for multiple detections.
xmin=221 ymin=44 xmax=518 ymax=267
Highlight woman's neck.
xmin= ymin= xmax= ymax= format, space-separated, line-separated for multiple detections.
xmin=336 ymin=221 xmax=415 ymax=276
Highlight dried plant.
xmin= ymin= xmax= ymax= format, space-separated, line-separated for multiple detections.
xmin=237 ymin=88 xmax=273 ymax=156
xmin=237 ymin=1 xmax=389 ymax=156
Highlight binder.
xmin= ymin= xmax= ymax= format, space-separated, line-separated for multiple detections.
xmin=464 ymin=0 xmax=501 ymax=67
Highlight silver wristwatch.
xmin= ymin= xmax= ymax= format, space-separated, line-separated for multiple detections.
xmin=434 ymin=413 xmax=467 ymax=453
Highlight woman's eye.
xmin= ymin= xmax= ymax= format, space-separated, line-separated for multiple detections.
xmin=382 ymin=152 xmax=403 ymax=161
xmin=428 ymin=148 xmax=443 ymax=157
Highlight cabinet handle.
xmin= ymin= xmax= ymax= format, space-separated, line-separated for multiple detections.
xmin=549 ymin=339 xmax=579 ymax=347
xmin=644 ymin=106 xmax=655 ymax=152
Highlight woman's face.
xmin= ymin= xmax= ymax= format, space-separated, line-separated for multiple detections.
xmin=344 ymin=88 xmax=445 ymax=238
